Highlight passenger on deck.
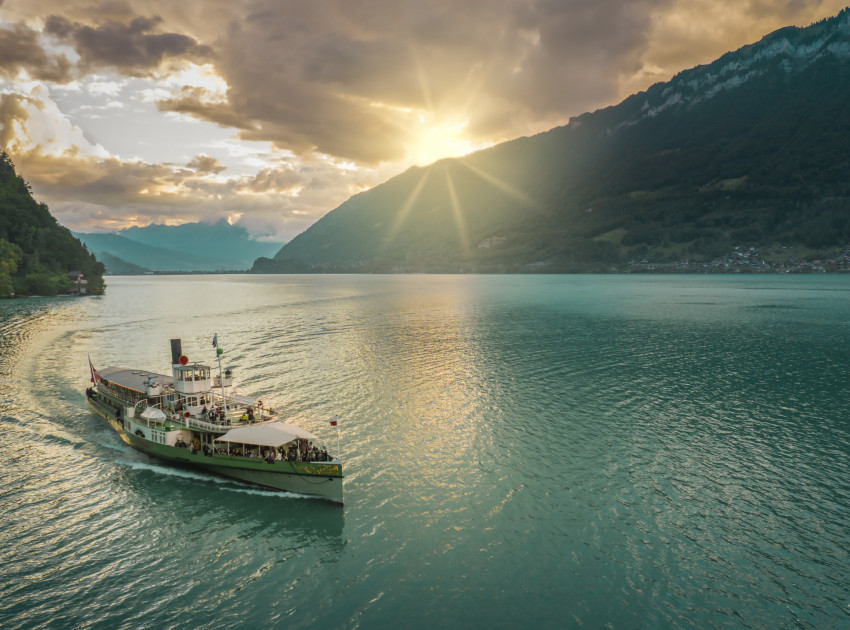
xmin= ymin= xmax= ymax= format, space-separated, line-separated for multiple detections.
xmin=247 ymin=406 xmax=255 ymax=421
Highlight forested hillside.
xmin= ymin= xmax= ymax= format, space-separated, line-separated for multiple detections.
xmin=260 ymin=10 xmax=850 ymax=273
xmin=0 ymin=152 xmax=105 ymax=297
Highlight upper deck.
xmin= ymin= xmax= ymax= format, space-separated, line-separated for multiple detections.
xmin=98 ymin=366 xmax=174 ymax=395
xmin=95 ymin=364 xmax=264 ymax=431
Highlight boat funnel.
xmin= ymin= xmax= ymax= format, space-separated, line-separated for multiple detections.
xmin=170 ymin=339 xmax=182 ymax=364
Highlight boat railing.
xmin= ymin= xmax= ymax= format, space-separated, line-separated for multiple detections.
xmin=126 ymin=390 xmax=270 ymax=432
xmin=208 ymin=391 xmax=276 ymax=422
xmin=181 ymin=415 xmax=251 ymax=432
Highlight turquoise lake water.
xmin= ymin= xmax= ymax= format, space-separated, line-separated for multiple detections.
xmin=1 ymin=274 xmax=849 ymax=629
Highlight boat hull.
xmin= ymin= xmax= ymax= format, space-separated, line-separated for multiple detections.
xmin=87 ymin=396 xmax=343 ymax=504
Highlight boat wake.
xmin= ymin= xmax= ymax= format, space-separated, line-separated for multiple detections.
xmin=115 ymin=459 xmax=234 ymax=484
xmin=223 ymin=486 xmax=317 ymax=500
xmin=114 ymin=458 xmax=323 ymax=501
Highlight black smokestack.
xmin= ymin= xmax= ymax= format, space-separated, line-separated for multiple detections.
xmin=170 ymin=339 xmax=182 ymax=364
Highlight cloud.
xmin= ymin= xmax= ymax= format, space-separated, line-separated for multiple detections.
xmin=155 ymin=86 xmax=248 ymax=130
xmin=0 ymin=87 xmax=380 ymax=239
xmin=186 ymin=154 xmax=225 ymax=174
xmin=0 ymin=22 xmax=73 ymax=82
xmin=242 ymin=164 xmax=304 ymax=194
xmin=0 ymin=89 xmax=110 ymax=159
xmin=43 ymin=14 xmax=213 ymax=76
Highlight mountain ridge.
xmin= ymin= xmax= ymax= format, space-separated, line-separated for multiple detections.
xmin=259 ymin=9 xmax=850 ymax=273
xmin=77 ymin=219 xmax=285 ymax=272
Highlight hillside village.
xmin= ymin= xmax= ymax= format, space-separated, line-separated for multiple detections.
xmin=627 ymin=245 xmax=850 ymax=273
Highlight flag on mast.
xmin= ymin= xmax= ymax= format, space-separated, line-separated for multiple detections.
xmin=88 ymin=354 xmax=101 ymax=384
xmin=329 ymin=419 xmax=338 ymax=427
xmin=212 ymin=333 xmax=218 ymax=348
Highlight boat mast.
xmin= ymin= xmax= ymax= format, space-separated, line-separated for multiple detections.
xmin=213 ymin=333 xmax=226 ymax=411
xmin=332 ymin=417 xmax=341 ymax=461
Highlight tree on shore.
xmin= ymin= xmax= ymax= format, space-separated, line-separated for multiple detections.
xmin=0 ymin=151 xmax=105 ymax=297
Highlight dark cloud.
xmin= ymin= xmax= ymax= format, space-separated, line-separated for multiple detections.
xmin=0 ymin=22 xmax=73 ymax=82
xmin=43 ymin=14 xmax=213 ymax=75
xmin=156 ymin=87 xmax=249 ymax=131
xmin=511 ymin=1 xmax=665 ymax=107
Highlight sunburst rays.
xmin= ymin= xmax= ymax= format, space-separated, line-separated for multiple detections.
xmin=444 ymin=169 xmax=471 ymax=258
xmin=383 ymin=165 xmax=432 ymax=248
xmin=372 ymin=45 xmax=541 ymax=262
xmin=457 ymin=159 xmax=536 ymax=208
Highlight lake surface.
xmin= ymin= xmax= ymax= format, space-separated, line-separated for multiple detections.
xmin=1 ymin=274 xmax=849 ymax=629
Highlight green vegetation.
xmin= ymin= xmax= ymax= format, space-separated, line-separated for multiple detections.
xmin=0 ymin=152 xmax=105 ymax=297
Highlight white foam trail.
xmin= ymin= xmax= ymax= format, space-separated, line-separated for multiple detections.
xmin=113 ymin=459 xmax=321 ymax=501
xmin=222 ymin=487 xmax=316 ymax=500
xmin=116 ymin=460 xmax=231 ymax=484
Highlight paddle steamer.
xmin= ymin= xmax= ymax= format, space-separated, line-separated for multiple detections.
xmin=85 ymin=338 xmax=343 ymax=504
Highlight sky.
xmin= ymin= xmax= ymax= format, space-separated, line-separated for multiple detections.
xmin=1 ymin=0 xmax=847 ymax=241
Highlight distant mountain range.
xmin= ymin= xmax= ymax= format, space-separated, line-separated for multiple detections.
xmin=76 ymin=219 xmax=285 ymax=273
xmin=256 ymin=9 xmax=850 ymax=273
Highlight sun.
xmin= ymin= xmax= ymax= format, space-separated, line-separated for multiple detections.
xmin=409 ymin=115 xmax=487 ymax=166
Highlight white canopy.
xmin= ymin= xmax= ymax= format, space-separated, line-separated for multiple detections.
xmin=140 ymin=406 xmax=167 ymax=421
xmin=214 ymin=422 xmax=318 ymax=447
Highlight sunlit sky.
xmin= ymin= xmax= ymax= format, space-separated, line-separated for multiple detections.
xmin=1 ymin=0 xmax=847 ymax=241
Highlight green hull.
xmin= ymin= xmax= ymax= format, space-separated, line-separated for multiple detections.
xmin=87 ymin=396 xmax=343 ymax=504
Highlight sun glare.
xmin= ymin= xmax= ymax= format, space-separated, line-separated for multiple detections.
xmin=410 ymin=117 xmax=486 ymax=166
